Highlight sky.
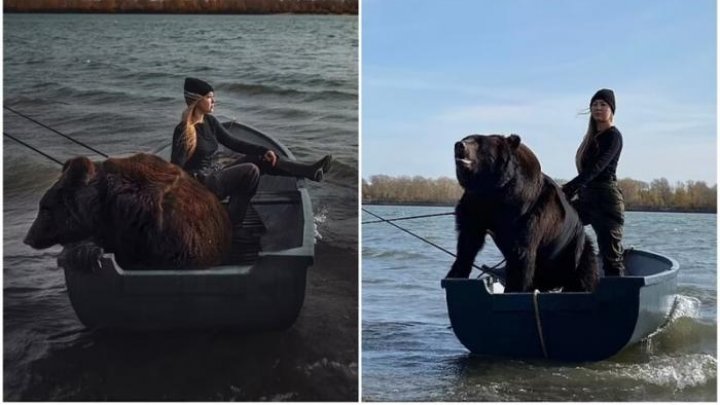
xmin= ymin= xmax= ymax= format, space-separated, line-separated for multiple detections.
xmin=362 ymin=0 xmax=717 ymax=185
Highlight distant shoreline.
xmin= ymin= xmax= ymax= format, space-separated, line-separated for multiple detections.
xmin=362 ymin=201 xmax=717 ymax=214
xmin=4 ymin=0 xmax=357 ymax=14
xmin=3 ymin=11 xmax=357 ymax=15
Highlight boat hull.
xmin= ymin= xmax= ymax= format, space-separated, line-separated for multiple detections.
xmin=441 ymin=249 xmax=678 ymax=362
xmin=65 ymin=254 xmax=312 ymax=330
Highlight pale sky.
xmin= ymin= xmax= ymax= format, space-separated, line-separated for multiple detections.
xmin=362 ymin=0 xmax=717 ymax=185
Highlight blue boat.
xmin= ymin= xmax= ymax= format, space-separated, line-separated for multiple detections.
xmin=441 ymin=248 xmax=679 ymax=362
xmin=63 ymin=121 xmax=315 ymax=330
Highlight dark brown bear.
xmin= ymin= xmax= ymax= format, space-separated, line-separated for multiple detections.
xmin=448 ymin=134 xmax=597 ymax=292
xmin=24 ymin=153 xmax=232 ymax=270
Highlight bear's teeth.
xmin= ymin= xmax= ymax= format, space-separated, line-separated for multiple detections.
xmin=456 ymin=158 xmax=472 ymax=166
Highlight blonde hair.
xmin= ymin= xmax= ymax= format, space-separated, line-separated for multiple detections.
xmin=180 ymin=99 xmax=202 ymax=158
xmin=575 ymin=111 xmax=614 ymax=171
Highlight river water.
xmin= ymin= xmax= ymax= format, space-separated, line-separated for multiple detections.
xmin=362 ymin=205 xmax=716 ymax=401
xmin=4 ymin=13 xmax=358 ymax=400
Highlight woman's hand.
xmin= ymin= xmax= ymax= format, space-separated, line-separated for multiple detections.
xmin=561 ymin=183 xmax=578 ymax=200
xmin=263 ymin=150 xmax=278 ymax=167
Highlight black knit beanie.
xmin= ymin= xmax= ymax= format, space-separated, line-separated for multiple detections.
xmin=590 ymin=88 xmax=615 ymax=114
xmin=184 ymin=77 xmax=214 ymax=104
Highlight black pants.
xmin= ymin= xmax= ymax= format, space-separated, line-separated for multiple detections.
xmin=202 ymin=155 xmax=316 ymax=227
xmin=202 ymin=158 xmax=262 ymax=227
xmin=571 ymin=182 xmax=626 ymax=276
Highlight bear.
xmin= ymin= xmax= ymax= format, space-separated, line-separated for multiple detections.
xmin=24 ymin=153 xmax=232 ymax=270
xmin=448 ymin=134 xmax=598 ymax=292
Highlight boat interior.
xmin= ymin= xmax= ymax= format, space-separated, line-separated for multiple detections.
xmin=226 ymin=188 xmax=305 ymax=265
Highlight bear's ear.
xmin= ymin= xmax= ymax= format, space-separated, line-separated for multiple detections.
xmin=61 ymin=157 xmax=96 ymax=187
xmin=507 ymin=134 xmax=521 ymax=150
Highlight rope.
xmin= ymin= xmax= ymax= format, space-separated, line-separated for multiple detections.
xmin=532 ymin=289 xmax=548 ymax=358
xmin=476 ymin=260 xmax=506 ymax=280
xmin=4 ymin=131 xmax=63 ymax=166
xmin=361 ymin=211 xmax=454 ymax=224
xmin=362 ymin=208 xmax=504 ymax=279
xmin=4 ymin=105 xmax=109 ymax=158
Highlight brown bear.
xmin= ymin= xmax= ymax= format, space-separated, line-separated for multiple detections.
xmin=448 ymin=134 xmax=597 ymax=292
xmin=24 ymin=153 xmax=232 ymax=270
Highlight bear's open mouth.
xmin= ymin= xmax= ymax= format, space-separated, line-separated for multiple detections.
xmin=456 ymin=158 xmax=472 ymax=168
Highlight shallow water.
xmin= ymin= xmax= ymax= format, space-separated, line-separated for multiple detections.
xmin=4 ymin=13 xmax=358 ymax=401
xmin=362 ymin=206 xmax=716 ymax=401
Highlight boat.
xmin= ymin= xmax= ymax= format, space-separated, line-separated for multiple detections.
xmin=63 ymin=121 xmax=315 ymax=330
xmin=441 ymin=248 xmax=679 ymax=362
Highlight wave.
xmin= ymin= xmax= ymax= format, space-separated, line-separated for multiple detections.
xmin=636 ymin=296 xmax=717 ymax=357
xmin=115 ymin=69 xmax=178 ymax=85
xmin=362 ymin=320 xmax=452 ymax=353
xmin=4 ymin=251 xmax=60 ymax=262
xmin=221 ymin=81 xmax=356 ymax=101
xmin=612 ymin=354 xmax=716 ymax=391
xmin=324 ymin=159 xmax=357 ymax=185
xmin=3 ymin=154 xmax=60 ymax=194
xmin=45 ymin=85 xmax=135 ymax=104
xmin=362 ymin=248 xmax=432 ymax=261
xmin=36 ymin=83 xmax=172 ymax=106
xmin=3 ymin=286 xmax=57 ymax=294
xmin=363 ymin=320 xmax=434 ymax=336
xmin=669 ymin=294 xmax=703 ymax=321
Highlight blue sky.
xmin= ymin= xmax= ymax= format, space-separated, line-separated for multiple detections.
xmin=362 ymin=0 xmax=717 ymax=185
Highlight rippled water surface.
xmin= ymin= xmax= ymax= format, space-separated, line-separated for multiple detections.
xmin=362 ymin=206 xmax=716 ymax=401
xmin=4 ymin=13 xmax=357 ymax=401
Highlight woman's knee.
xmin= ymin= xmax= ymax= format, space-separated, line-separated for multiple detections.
xmin=232 ymin=163 xmax=260 ymax=194
xmin=222 ymin=163 xmax=260 ymax=187
xmin=245 ymin=163 xmax=261 ymax=186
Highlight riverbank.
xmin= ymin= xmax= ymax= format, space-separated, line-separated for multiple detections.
xmin=4 ymin=0 xmax=358 ymax=15
xmin=4 ymin=10 xmax=357 ymax=15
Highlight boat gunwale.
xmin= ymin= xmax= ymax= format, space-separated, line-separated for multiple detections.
xmin=441 ymin=248 xmax=678 ymax=294
xmin=225 ymin=120 xmax=298 ymax=161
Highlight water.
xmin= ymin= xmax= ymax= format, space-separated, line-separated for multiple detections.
xmin=362 ymin=205 xmax=717 ymax=401
xmin=4 ymin=13 xmax=357 ymax=400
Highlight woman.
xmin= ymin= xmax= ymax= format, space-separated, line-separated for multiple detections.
xmin=171 ymin=77 xmax=332 ymax=227
xmin=562 ymin=88 xmax=625 ymax=276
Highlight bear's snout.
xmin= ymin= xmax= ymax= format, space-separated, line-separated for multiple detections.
xmin=454 ymin=141 xmax=465 ymax=159
xmin=23 ymin=225 xmax=39 ymax=248
xmin=455 ymin=141 xmax=472 ymax=168
xmin=22 ymin=232 xmax=47 ymax=249
xmin=23 ymin=231 xmax=47 ymax=249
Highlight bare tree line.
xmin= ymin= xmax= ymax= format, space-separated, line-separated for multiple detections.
xmin=4 ymin=0 xmax=358 ymax=14
xmin=363 ymin=175 xmax=717 ymax=213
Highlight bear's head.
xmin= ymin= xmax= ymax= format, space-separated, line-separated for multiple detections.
xmin=454 ymin=134 xmax=541 ymax=194
xmin=24 ymin=157 xmax=100 ymax=250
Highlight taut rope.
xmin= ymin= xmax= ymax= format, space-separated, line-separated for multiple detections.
xmin=4 ymin=131 xmax=63 ymax=166
xmin=362 ymin=211 xmax=455 ymax=224
xmin=4 ymin=105 xmax=110 ymax=158
xmin=362 ymin=208 xmax=505 ymax=279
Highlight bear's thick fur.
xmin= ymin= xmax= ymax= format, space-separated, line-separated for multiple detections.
xmin=448 ymin=134 xmax=597 ymax=292
xmin=24 ymin=153 xmax=232 ymax=270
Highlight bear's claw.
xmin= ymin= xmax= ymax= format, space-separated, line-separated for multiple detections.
xmin=58 ymin=242 xmax=104 ymax=273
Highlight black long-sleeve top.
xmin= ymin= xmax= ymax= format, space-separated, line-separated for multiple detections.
xmin=564 ymin=126 xmax=623 ymax=193
xmin=171 ymin=114 xmax=268 ymax=177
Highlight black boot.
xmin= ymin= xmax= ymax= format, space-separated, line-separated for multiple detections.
xmin=274 ymin=155 xmax=332 ymax=182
